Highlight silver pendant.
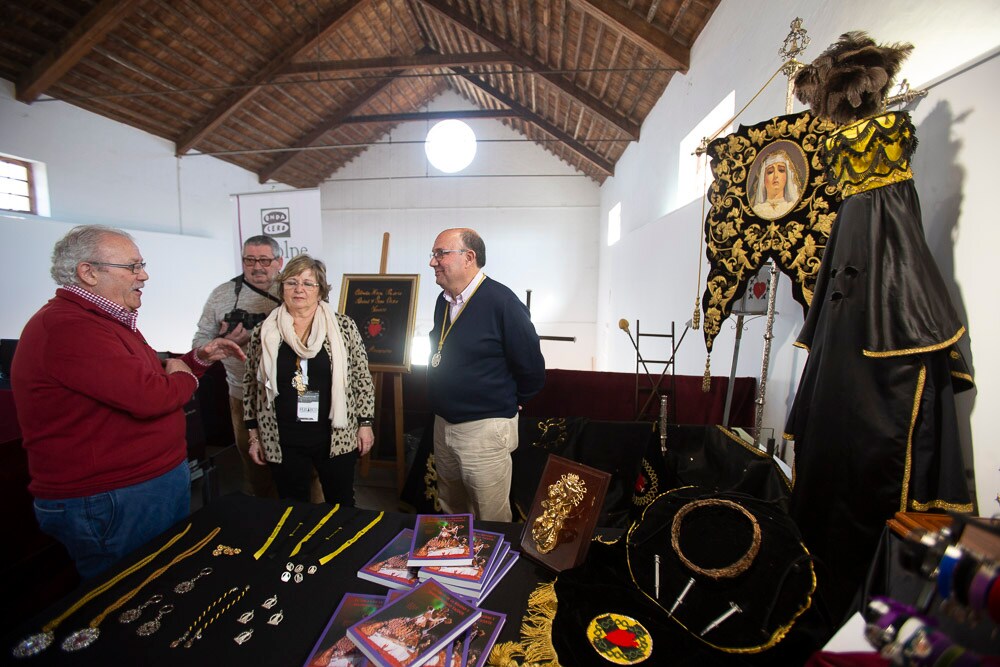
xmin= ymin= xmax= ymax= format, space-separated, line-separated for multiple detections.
xmin=307 ymin=565 xmax=317 ymax=575
xmin=293 ymin=572 xmax=303 ymax=584
xmin=285 ymin=561 xmax=294 ymax=571
xmin=293 ymin=563 xmax=304 ymax=574
xmin=280 ymin=571 xmax=291 ymax=583
xmin=136 ymin=605 xmax=173 ymax=637
xmin=267 ymin=610 xmax=284 ymax=626
xmin=431 ymin=352 xmax=441 ymax=367
xmin=234 ymin=629 xmax=253 ymax=645
xmin=61 ymin=627 xmax=100 ymax=652
xmin=12 ymin=631 xmax=54 ymax=658
xmin=119 ymin=593 xmax=163 ymax=623
xmin=262 ymin=594 xmax=278 ymax=609
xmin=237 ymin=610 xmax=254 ymax=624
xmin=174 ymin=567 xmax=212 ymax=594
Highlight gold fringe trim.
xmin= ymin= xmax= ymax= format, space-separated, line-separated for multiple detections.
xmin=863 ymin=327 xmax=965 ymax=358
xmin=487 ymin=580 xmax=562 ymax=666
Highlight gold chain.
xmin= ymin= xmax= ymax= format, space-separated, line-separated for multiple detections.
xmin=87 ymin=527 xmax=220 ymax=628
xmin=40 ymin=524 xmax=192 ymax=633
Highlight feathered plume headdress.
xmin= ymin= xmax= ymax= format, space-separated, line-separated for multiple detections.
xmin=793 ymin=31 xmax=913 ymax=124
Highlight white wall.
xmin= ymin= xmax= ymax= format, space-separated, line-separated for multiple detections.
xmin=0 ymin=79 xmax=271 ymax=351
xmin=597 ymin=1 xmax=1000 ymax=511
xmin=320 ymin=91 xmax=601 ymax=371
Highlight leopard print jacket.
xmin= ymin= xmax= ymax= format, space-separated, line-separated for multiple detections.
xmin=242 ymin=311 xmax=376 ymax=463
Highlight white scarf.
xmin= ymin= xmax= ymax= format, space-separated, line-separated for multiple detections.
xmin=258 ymin=301 xmax=349 ymax=428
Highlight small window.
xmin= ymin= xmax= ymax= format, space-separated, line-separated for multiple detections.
xmin=0 ymin=157 xmax=36 ymax=214
xmin=676 ymin=91 xmax=736 ymax=211
xmin=607 ymin=202 xmax=622 ymax=246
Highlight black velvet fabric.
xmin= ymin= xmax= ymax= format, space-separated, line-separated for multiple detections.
xmin=552 ymin=487 xmax=829 ymax=666
xmin=5 ymin=495 xmax=547 ymax=667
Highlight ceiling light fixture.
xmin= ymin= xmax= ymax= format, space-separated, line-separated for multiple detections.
xmin=424 ymin=119 xmax=477 ymax=173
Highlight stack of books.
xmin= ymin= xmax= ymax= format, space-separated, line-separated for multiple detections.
xmin=358 ymin=515 xmax=519 ymax=603
xmin=326 ymin=514 xmax=518 ymax=667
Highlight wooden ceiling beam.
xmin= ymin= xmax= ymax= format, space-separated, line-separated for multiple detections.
xmin=344 ymin=109 xmax=519 ymax=124
xmin=417 ymin=0 xmax=639 ymax=139
xmin=257 ymin=71 xmax=404 ymax=184
xmin=572 ymin=0 xmax=689 ymax=72
xmin=453 ymin=68 xmax=614 ymax=177
xmin=16 ymin=0 xmax=142 ymax=104
xmin=176 ymin=0 xmax=368 ymax=156
xmin=281 ymin=51 xmax=514 ymax=75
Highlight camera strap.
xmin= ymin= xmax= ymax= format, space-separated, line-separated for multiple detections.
xmin=231 ymin=275 xmax=282 ymax=310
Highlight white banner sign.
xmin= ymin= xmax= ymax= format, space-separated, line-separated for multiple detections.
xmin=235 ymin=189 xmax=322 ymax=262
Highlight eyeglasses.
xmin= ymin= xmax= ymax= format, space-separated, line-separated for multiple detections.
xmin=88 ymin=261 xmax=147 ymax=274
xmin=429 ymin=249 xmax=469 ymax=260
xmin=283 ymin=280 xmax=320 ymax=290
xmin=242 ymin=256 xmax=277 ymax=267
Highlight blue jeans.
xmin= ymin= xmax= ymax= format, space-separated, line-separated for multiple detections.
xmin=33 ymin=461 xmax=191 ymax=580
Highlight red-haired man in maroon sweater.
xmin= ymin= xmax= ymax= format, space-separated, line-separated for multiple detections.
xmin=12 ymin=225 xmax=244 ymax=579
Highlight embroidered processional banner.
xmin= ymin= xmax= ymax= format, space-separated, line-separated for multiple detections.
xmin=701 ymin=111 xmax=841 ymax=355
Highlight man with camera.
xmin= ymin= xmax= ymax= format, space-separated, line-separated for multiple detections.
xmin=193 ymin=235 xmax=287 ymax=498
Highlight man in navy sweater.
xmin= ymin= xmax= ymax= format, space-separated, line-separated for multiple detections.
xmin=427 ymin=228 xmax=545 ymax=522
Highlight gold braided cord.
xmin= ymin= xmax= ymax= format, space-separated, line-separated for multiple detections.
xmin=318 ymin=511 xmax=384 ymax=565
xmin=40 ymin=524 xmax=192 ymax=633
xmin=169 ymin=585 xmax=242 ymax=648
xmin=670 ymin=499 xmax=761 ymax=579
xmin=87 ymin=527 xmax=220 ymax=628
xmin=254 ymin=506 xmax=292 ymax=560
xmin=186 ymin=585 xmax=249 ymax=647
xmin=289 ymin=504 xmax=340 ymax=557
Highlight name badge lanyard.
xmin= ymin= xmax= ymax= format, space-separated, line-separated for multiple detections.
xmin=431 ymin=275 xmax=485 ymax=368
xmin=292 ymin=357 xmax=319 ymax=422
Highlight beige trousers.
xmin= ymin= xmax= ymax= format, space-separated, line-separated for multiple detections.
xmin=433 ymin=413 xmax=518 ymax=522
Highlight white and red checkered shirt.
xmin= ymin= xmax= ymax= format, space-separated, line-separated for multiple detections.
xmin=63 ymin=283 xmax=139 ymax=332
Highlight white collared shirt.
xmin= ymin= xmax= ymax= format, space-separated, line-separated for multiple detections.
xmin=443 ymin=269 xmax=486 ymax=323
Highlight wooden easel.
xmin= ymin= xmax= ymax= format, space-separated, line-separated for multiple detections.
xmin=358 ymin=233 xmax=407 ymax=494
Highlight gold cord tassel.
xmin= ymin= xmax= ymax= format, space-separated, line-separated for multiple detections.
xmin=702 ymin=354 xmax=712 ymax=393
xmin=691 ymin=298 xmax=701 ymax=331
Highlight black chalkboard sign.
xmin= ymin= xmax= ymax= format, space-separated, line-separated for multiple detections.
xmin=338 ymin=274 xmax=420 ymax=372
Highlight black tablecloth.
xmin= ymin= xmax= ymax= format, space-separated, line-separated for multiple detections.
xmin=5 ymin=494 xmax=548 ymax=666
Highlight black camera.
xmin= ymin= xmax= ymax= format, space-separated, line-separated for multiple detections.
xmin=223 ymin=308 xmax=267 ymax=332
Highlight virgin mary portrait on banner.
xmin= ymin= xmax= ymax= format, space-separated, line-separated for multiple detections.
xmin=700 ymin=112 xmax=842 ymax=370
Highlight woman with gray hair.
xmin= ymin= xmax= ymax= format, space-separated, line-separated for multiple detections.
xmin=243 ymin=254 xmax=375 ymax=505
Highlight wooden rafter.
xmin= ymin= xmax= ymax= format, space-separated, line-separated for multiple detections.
xmin=175 ymin=0 xmax=368 ymax=155
xmin=16 ymin=0 xmax=142 ymax=104
xmin=256 ymin=72 xmax=404 ymax=184
xmin=571 ymin=0 xmax=689 ymax=72
xmin=417 ymin=0 xmax=640 ymax=138
xmin=343 ymin=109 xmax=518 ymax=124
xmin=280 ymin=51 xmax=514 ymax=75
xmin=453 ymin=67 xmax=614 ymax=176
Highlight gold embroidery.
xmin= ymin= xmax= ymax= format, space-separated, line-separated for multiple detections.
xmin=863 ymin=327 xmax=966 ymax=358
xmin=899 ymin=364 xmax=926 ymax=512
xmin=909 ymin=499 xmax=974 ymax=512
xmin=701 ymin=112 xmax=841 ymax=355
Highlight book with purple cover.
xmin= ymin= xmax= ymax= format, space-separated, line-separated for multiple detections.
xmin=303 ymin=593 xmax=386 ymax=667
xmin=461 ymin=610 xmax=506 ymax=667
xmin=359 ymin=529 xmax=421 ymax=591
xmin=407 ymin=514 xmax=474 ymax=567
xmin=477 ymin=551 xmax=519 ymax=604
xmin=347 ymin=579 xmax=482 ymax=667
xmin=417 ymin=530 xmax=505 ymax=592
